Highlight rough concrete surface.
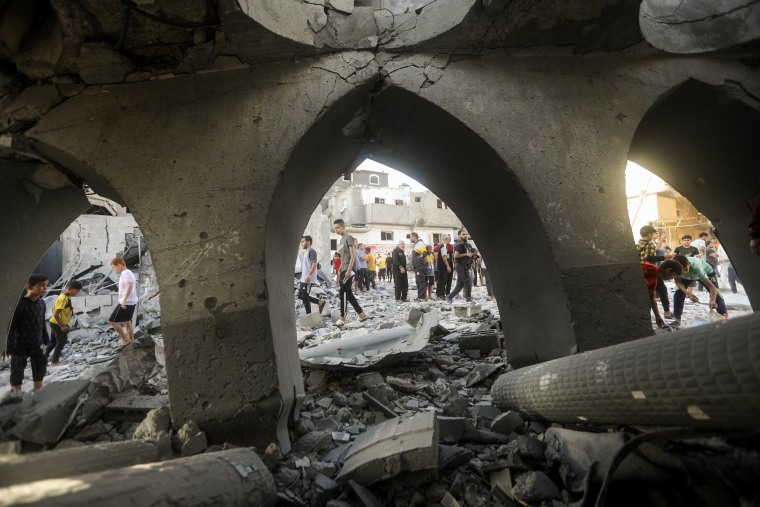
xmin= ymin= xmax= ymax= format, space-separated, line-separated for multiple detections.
xmin=0 ymin=2 xmax=758 ymax=501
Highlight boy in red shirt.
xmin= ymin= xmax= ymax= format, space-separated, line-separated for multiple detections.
xmin=641 ymin=260 xmax=682 ymax=328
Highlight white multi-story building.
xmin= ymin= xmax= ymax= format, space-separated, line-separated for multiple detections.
xmin=303 ymin=169 xmax=463 ymax=260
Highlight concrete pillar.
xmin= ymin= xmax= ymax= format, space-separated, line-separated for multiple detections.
xmin=28 ymin=54 xmax=379 ymax=452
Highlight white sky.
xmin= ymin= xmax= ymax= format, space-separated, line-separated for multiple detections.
xmin=355 ymin=159 xmax=428 ymax=191
xmin=625 ymin=160 xmax=666 ymax=197
xmin=359 ymin=158 xmax=661 ymax=196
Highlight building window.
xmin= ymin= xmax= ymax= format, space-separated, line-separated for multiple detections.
xmin=432 ymin=233 xmax=442 ymax=244
xmin=437 ymin=199 xmax=446 ymax=209
xmin=381 ymin=231 xmax=394 ymax=241
xmin=369 ymin=174 xmax=380 ymax=185
xmin=395 ymin=199 xmax=404 ymax=206
xmin=415 ymin=197 xmax=421 ymax=202
xmin=375 ymin=197 xmax=385 ymax=204
xmin=330 ymin=239 xmax=338 ymax=250
xmin=342 ymin=173 xmax=353 ymax=182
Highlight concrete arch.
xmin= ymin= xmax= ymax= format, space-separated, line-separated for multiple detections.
xmin=0 ymin=161 xmax=90 ymax=352
xmin=266 ymin=84 xmax=576 ymax=380
xmin=639 ymin=0 xmax=760 ymax=54
xmin=628 ymin=78 xmax=760 ymax=309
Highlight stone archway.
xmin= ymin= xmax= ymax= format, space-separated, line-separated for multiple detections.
xmin=266 ymin=84 xmax=577 ymax=390
xmin=628 ymin=78 xmax=760 ymax=309
xmin=0 ymin=161 xmax=90 ymax=351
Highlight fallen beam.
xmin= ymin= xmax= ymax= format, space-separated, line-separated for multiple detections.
xmin=0 ymin=440 xmax=160 ymax=487
xmin=0 ymin=448 xmax=276 ymax=507
xmin=492 ymin=313 xmax=760 ymax=430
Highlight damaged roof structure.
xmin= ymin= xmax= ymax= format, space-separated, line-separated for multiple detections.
xmin=1 ymin=0 xmax=760 ymax=505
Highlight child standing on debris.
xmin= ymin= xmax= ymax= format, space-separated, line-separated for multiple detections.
xmin=108 ymin=257 xmax=137 ymax=350
xmin=425 ymin=245 xmax=435 ymax=300
xmin=640 ymin=260 xmax=682 ymax=328
xmin=47 ymin=280 xmax=82 ymax=366
xmin=1 ymin=274 xmax=50 ymax=404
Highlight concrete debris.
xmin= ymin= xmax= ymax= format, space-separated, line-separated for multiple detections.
xmin=0 ymin=440 xmax=160 ymax=488
xmin=298 ymin=311 xmax=322 ymax=330
xmin=311 ymin=474 xmax=342 ymax=507
xmin=7 ymin=379 xmax=91 ymax=445
xmin=173 ymin=420 xmax=208 ymax=457
xmin=490 ymin=410 xmax=524 ymax=435
xmin=464 ymin=362 xmax=504 ymax=387
xmin=512 ymin=470 xmax=562 ymax=503
xmin=337 ymin=412 xmax=438 ymax=485
xmin=132 ymin=406 xmax=172 ymax=440
xmin=299 ymin=311 xmax=439 ymax=370
xmin=458 ymin=330 xmax=501 ymax=355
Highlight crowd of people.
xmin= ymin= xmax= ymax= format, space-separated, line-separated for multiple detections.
xmin=296 ymin=222 xmax=494 ymax=325
xmin=636 ymin=219 xmax=758 ymax=328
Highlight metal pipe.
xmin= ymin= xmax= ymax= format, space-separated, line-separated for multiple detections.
xmin=492 ymin=313 xmax=760 ymax=430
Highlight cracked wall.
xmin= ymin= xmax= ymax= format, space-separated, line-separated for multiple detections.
xmin=0 ymin=0 xmax=758 ymax=453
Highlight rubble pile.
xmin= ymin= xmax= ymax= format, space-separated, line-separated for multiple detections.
xmin=0 ymin=279 xmax=756 ymax=505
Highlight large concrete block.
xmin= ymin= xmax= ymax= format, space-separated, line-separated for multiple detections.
xmin=560 ymin=263 xmax=651 ymax=352
xmin=297 ymin=311 xmax=322 ymax=330
xmin=337 ymin=412 xmax=438 ymax=485
xmin=85 ymin=295 xmax=114 ymax=309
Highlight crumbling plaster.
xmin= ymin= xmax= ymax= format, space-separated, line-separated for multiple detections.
xmin=3 ymin=42 xmax=757 ymax=452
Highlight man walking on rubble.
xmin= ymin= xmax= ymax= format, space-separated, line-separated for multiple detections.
xmin=392 ymin=240 xmax=408 ymax=302
xmin=410 ymin=232 xmax=428 ymax=302
xmin=298 ymin=235 xmax=326 ymax=315
xmin=334 ymin=219 xmax=368 ymax=325
xmin=107 ymin=257 xmax=137 ymax=351
xmin=447 ymin=228 xmax=474 ymax=304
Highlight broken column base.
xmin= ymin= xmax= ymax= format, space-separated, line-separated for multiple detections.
xmin=0 ymin=448 xmax=276 ymax=507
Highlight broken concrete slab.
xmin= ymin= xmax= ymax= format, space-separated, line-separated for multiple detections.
xmin=464 ymin=363 xmax=504 ymax=387
xmin=337 ymin=412 xmax=438 ymax=485
xmin=453 ymin=304 xmax=482 ymax=318
xmin=0 ymin=440 xmax=160 ymax=488
xmin=490 ymin=411 xmax=524 ymax=435
xmin=293 ymin=431 xmax=333 ymax=454
xmin=132 ymin=406 xmax=171 ymax=440
xmin=8 ymin=379 xmax=91 ymax=445
xmin=0 ymin=448 xmax=277 ymax=506
xmin=176 ymin=421 xmax=208 ymax=457
xmin=298 ymin=311 xmax=322 ymax=330
xmin=104 ymin=394 xmax=168 ymax=422
xmin=438 ymin=444 xmax=474 ymax=470
xmin=512 ymin=470 xmax=561 ymax=503
xmin=545 ymin=427 xmax=634 ymax=489
xmin=458 ymin=331 xmax=501 ymax=355
xmin=300 ymin=312 xmax=439 ymax=371
xmin=311 ymin=473 xmax=342 ymax=507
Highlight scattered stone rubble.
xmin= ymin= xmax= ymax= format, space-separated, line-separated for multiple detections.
xmin=0 ymin=279 xmax=757 ymax=505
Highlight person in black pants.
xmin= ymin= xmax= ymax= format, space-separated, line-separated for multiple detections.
xmin=333 ymin=220 xmax=367 ymax=324
xmin=392 ymin=240 xmax=408 ymax=302
xmin=447 ymin=229 xmax=474 ymax=304
xmin=635 ymin=225 xmax=673 ymax=318
xmin=435 ymin=235 xmax=453 ymax=299
xmin=2 ymin=274 xmax=50 ymax=404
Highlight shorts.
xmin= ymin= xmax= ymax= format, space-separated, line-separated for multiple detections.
xmin=10 ymin=346 xmax=47 ymax=385
xmin=426 ymin=276 xmax=435 ymax=286
xmin=109 ymin=304 xmax=136 ymax=323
